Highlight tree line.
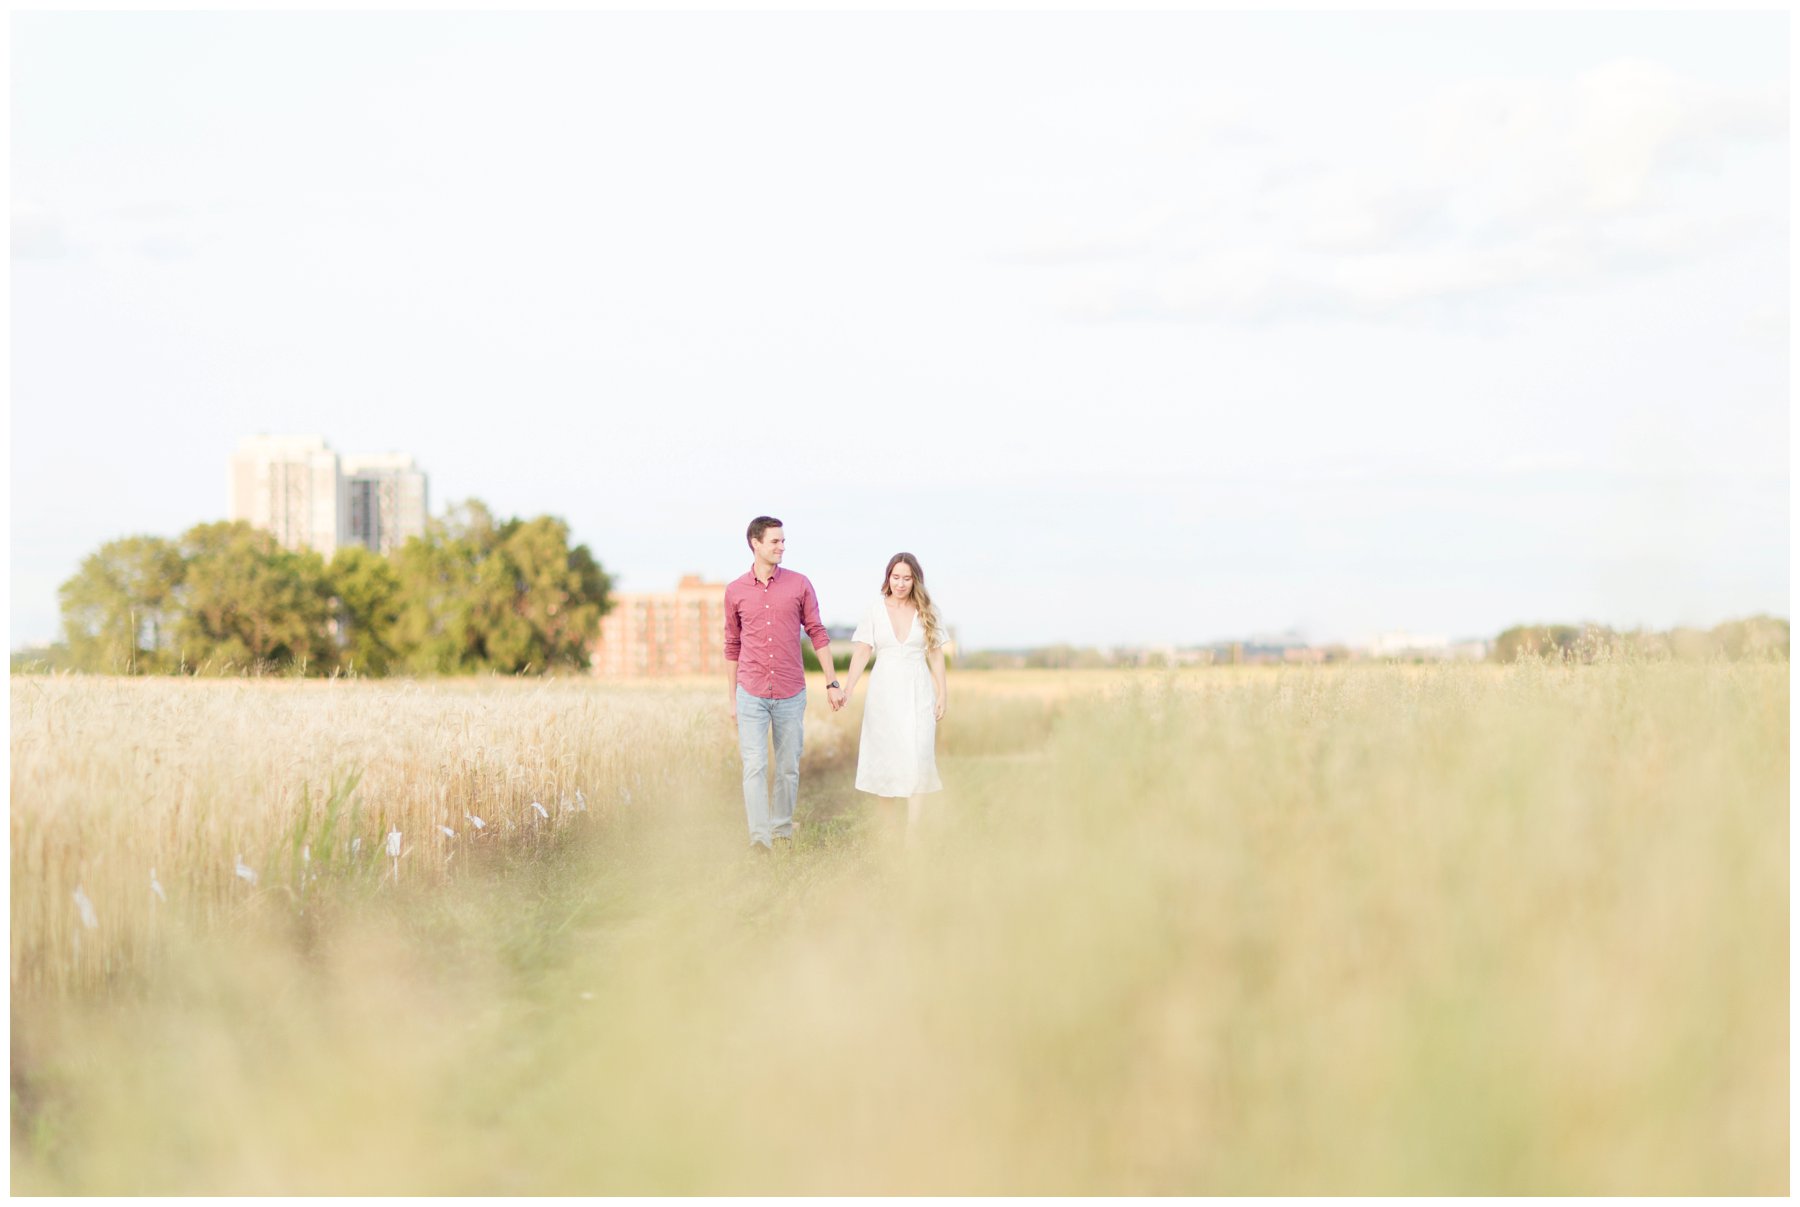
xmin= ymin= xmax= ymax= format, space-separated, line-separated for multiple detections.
xmin=35 ymin=501 xmax=612 ymax=676
xmin=955 ymin=616 xmax=1790 ymax=670
xmin=1491 ymin=617 xmax=1789 ymax=664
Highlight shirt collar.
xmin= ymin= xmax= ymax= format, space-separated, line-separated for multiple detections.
xmin=749 ymin=562 xmax=782 ymax=587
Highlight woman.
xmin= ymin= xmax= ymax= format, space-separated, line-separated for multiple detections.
xmin=841 ymin=552 xmax=948 ymax=844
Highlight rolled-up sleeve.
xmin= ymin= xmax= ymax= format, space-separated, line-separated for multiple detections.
xmin=801 ymin=581 xmax=831 ymax=650
xmin=722 ymin=587 xmax=741 ymax=660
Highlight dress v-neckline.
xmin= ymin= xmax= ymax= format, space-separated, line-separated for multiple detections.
xmin=885 ymin=600 xmax=916 ymax=644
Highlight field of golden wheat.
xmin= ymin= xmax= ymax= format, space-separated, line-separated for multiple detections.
xmin=9 ymin=663 xmax=1788 ymax=1193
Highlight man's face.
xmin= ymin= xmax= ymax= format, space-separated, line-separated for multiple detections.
xmin=752 ymin=527 xmax=786 ymax=564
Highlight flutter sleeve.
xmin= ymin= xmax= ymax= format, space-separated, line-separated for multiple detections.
xmin=928 ymin=607 xmax=949 ymax=648
xmin=852 ymin=602 xmax=875 ymax=647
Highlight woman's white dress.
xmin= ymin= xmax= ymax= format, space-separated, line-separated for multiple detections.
xmin=853 ymin=599 xmax=944 ymax=797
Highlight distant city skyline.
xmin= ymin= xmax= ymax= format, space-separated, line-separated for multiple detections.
xmin=12 ymin=11 xmax=1788 ymax=654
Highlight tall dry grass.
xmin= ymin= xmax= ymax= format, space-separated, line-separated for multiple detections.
xmin=9 ymin=675 xmax=810 ymax=995
xmin=10 ymin=662 xmax=1788 ymax=1193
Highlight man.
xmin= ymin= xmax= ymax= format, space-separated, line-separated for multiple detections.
xmin=724 ymin=516 xmax=844 ymax=852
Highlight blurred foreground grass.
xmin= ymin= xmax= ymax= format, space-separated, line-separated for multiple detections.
xmin=10 ymin=664 xmax=1788 ymax=1193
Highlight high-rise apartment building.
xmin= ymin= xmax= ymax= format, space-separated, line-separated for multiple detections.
xmin=592 ymin=575 xmax=731 ymax=678
xmin=230 ymin=435 xmax=342 ymax=557
xmin=230 ymin=435 xmax=429 ymax=557
xmin=341 ymin=453 xmax=429 ymax=555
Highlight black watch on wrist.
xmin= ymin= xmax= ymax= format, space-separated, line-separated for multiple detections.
xmin=826 ymin=680 xmax=841 ymax=690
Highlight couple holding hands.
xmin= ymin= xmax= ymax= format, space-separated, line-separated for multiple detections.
xmin=724 ymin=515 xmax=949 ymax=851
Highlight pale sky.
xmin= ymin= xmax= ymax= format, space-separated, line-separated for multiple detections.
xmin=11 ymin=10 xmax=1790 ymax=651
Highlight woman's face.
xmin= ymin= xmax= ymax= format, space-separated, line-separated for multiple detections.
xmin=888 ymin=563 xmax=914 ymax=600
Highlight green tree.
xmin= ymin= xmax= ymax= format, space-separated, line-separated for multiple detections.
xmin=1713 ymin=615 xmax=1790 ymax=661
xmin=1492 ymin=624 xmax=1582 ymax=663
xmin=391 ymin=501 xmax=612 ymax=674
xmin=173 ymin=522 xmax=334 ymax=674
xmin=392 ymin=502 xmax=504 ymax=674
xmin=498 ymin=515 xmax=612 ymax=670
xmin=57 ymin=535 xmax=186 ymax=673
xmin=327 ymin=544 xmax=404 ymax=675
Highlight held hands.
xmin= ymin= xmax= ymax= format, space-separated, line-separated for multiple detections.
xmin=827 ymin=684 xmax=847 ymax=712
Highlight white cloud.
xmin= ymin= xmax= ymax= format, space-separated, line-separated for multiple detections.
xmin=1427 ymin=58 xmax=1783 ymax=220
xmin=8 ymin=195 xmax=397 ymax=266
xmin=12 ymin=202 xmax=67 ymax=259
xmin=1008 ymin=58 xmax=1785 ymax=325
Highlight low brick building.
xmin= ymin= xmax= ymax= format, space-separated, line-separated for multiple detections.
xmin=591 ymin=575 xmax=731 ymax=678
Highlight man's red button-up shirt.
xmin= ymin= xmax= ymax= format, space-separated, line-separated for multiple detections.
xmin=723 ymin=565 xmax=832 ymax=699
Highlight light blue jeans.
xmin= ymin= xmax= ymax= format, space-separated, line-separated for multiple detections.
xmin=737 ymin=686 xmax=806 ymax=847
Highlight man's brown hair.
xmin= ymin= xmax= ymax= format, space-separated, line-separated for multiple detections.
xmin=747 ymin=515 xmax=783 ymax=549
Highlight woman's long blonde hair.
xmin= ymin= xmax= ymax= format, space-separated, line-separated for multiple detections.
xmin=882 ymin=552 xmax=942 ymax=649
